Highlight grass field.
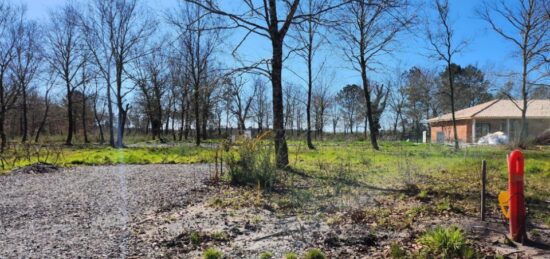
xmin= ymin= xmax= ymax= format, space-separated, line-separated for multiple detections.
xmin=3 ymin=138 xmax=549 ymax=256
xmin=284 ymin=140 xmax=550 ymax=224
xmin=3 ymin=138 xmax=549 ymax=225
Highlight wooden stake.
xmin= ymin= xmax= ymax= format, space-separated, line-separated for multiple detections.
xmin=481 ymin=159 xmax=487 ymax=221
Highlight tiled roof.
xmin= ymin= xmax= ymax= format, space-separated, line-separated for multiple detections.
xmin=428 ymin=99 xmax=550 ymax=123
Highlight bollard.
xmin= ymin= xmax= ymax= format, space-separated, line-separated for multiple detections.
xmin=508 ymin=150 xmax=526 ymax=242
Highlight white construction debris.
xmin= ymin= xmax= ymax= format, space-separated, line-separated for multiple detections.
xmin=477 ymin=131 xmax=509 ymax=145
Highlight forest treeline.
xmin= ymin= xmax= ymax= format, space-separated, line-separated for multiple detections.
xmin=0 ymin=0 xmax=547 ymax=167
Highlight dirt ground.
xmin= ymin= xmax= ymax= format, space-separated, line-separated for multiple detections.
xmin=0 ymin=164 xmax=549 ymax=258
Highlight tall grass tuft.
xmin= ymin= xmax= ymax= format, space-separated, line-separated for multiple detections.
xmin=226 ymin=131 xmax=277 ymax=191
xmin=418 ymin=225 xmax=476 ymax=258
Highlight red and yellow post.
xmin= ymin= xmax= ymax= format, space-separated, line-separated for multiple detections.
xmin=508 ymin=150 xmax=527 ymax=242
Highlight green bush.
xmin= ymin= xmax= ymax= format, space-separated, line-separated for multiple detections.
xmin=418 ymin=225 xmax=476 ymax=258
xmin=304 ymin=248 xmax=326 ymax=259
xmin=203 ymin=247 xmax=223 ymax=259
xmin=226 ymin=133 xmax=276 ymax=191
xmin=284 ymin=252 xmax=298 ymax=259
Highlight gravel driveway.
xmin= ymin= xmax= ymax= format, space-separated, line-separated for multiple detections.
xmin=0 ymin=164 xmax=211 ymax=258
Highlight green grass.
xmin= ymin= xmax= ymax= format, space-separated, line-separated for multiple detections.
xmin=286 ymin=140 xmax=550 ymax=223
xmin=202 ymin=247 xmax=223 ymax=259
xmin=2 ymin=138 xmax=549 ymax=227
xmin=417 ymin=225 xmax=476 ymax=258
xmin=259 ymin=251 xmax=274 ymax=259
xmin=0 ymin=144 xmax=216 ymax=172
xmin=304 ymin=248 xmax=326 ymax=259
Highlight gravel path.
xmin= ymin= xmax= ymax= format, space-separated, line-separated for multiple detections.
xmin=0 ymin=164 xmax=211 ymax=258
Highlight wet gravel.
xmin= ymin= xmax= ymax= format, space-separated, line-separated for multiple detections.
xmin=0 ymin=164 xmax=210 ymax=258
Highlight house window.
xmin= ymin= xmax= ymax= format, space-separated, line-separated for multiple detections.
xmin=476 ymin=123 xmax=491 ymax=138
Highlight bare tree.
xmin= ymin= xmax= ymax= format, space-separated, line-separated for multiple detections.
xmin=182 ymin=0 xmax=342 ymax=167
xmin=167 ymin=54 xmax=191 ymax=141
xmin=252 ymin=77 xmax=270 ymax=133
xmin=335 ymin=0 xmax=414 ymax=150
xmin=329 ymin=96 xmax=340 ymax=135
xmin=83 ymin=0 xmax=155 ymax=148
xmin=81 ymin=2 xmax=115 ymax=147
xmin=130 ymin=43 xmax=168 ymax=141
xmin=293 ymin=0 xmax=331 ymax=149
xmin=34 ymin=71 xmax=55 ymax=143
xmin=479 ymin=0 xmax=549 ymax=145
xmin=388 ymin=70 xmax=407 ymax=138
xmin=47 ymin=3 xmax=88 ymax=146
xmin=225 ymin=75 xmax=257 ymax=134
xmin=91 ymin=80 xmax=105 ymax=144
xmin=426 ymin=0 xmax=465 ymax=151
xmin=284 ymin=82 xmax=303 ymax=136
xmin=312 ymin=74 xmax=332 ymax=140
xmin=13 ymin=19 xmax=41 ymax=143
xmin=369 ymin=80 xmax=390 ymax=138
xmin=0 ymin=2 xmax=24 ymax=151
xmin=168 ymin=1 xmax=221 ymax=146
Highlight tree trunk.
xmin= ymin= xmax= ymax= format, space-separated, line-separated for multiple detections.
xmin=21 ymin=87 xmax=28 ymax=143
xmin=65 ymin=84 xmax=74 ymax=146
xmin=82 ymin=95 xmax=89 ymax=143
xmin=201 ymin=101 xmax=208 ymax=140
xmin=107 ymin=81 xmax=115 ymax=147
xmin=360 ymin=68 xmax=379 ymax=150
xmin=520 ymin=48 xmax=529 ymax=145
xmin=0 ymin=112 xmax=6 ymax=152
xmin=35 ymin=95 xmax=50 ymax=143
xmin=272 ymin=38 xmax=289 ymax=168
xmin=194 ymin=83 xmax=201 ymax=146
xmin=179 ymin=98 xmax=185 ymax=141
xmin=93 ymin=101 xmax=104 ymax=144
xmin=306 ymin=44 xmax=314 ymax=149
xmin=447 ymin=61 xmax=459 ymax=151
xmin=115 ymin=63 xmax=125 ymax=148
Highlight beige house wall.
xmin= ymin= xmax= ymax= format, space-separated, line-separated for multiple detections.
xmin=430 ymin=118 xmax=550 ymax=144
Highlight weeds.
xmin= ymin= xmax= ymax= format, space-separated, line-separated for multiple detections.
xmin=190 ymin=231 xmax=201 ymax=246
xmin=304 ymin=248 xmax=326 ymax=259
xmin=226 ymin=132 xmax=277 ymax=191
xmin=417 ymin=225 xmax=476 ymax=258
xmin=259 ymin=251 xmax=274 ymax=259
xmin=284 ymin=252 xmax=298 ymax=259
xmin=202 ymin=247 xmax=223 ymax=259
xmin=389 ymin=243 xmax=406 ymax=258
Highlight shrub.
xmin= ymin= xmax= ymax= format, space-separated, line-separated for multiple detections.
xmin=304 ymin=248 xmax=326 ymax=259
xmin=226 ymin=132 xmax=277 ymax=191
xmin=203 ymin=247 xmax=223 ymax=259
xmin=418 ymin=225 xmax=476 ymax=258
xmin=284 ymin=252 xmax=298 ymax=259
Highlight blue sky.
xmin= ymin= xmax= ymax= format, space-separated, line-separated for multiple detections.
xmin=22 ymin=0 xmax=519 ymax=86
xmin=18 ymin=0 xmax=525 ymax=130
